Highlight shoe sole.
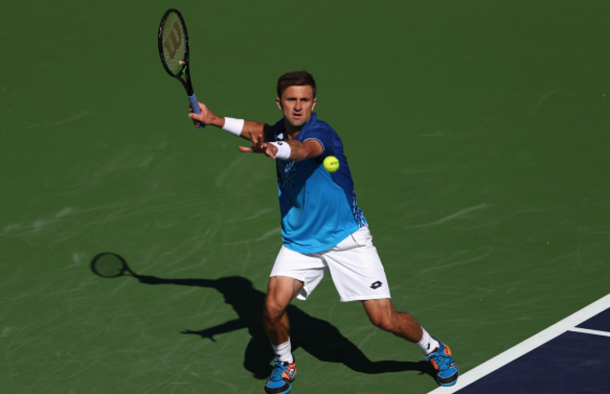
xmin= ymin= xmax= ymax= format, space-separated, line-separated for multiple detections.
xmin=264 ymin=384 xmax=291 ymax=394
xmin=437 ymin=368 xmax=459 ymax=387
xmin=265 ymin=374 xmax=296 ymax=394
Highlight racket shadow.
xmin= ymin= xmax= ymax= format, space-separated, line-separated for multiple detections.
xmin=136 ymin=274 xmax=433 ymax=380
xmin=89 ymin=254 xmax=432 ymax=379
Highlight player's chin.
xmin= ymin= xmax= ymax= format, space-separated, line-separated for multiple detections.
xmin=289 ymin=117 xmax=306 ymax=127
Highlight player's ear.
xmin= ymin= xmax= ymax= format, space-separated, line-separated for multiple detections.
xmin=275 ymin=97 xmax=282 ymax=110
xmin=312 ymin=98 xmax=317 ymax=110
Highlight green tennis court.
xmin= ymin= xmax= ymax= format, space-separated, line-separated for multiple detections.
xmin=2 ymin=1 xmax=610 ymax=393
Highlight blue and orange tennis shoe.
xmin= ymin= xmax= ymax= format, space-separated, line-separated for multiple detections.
xmin=264 ymin=356 xmax=297 ymax=394
xmin=425 ymin=340 xmax=459 ymax=386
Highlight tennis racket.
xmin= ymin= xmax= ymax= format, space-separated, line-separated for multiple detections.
xmin=90 ymin=252 xmax=136 ymax=278
xmin=158 ymin=9 xmax=204 ymax=127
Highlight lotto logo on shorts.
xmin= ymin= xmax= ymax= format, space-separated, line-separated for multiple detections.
xmin=370 ymin=281 xmax=383 ymax=290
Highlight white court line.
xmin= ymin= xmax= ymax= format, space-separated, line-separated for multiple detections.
xmin=428 ymin=293 xmax=610 ymax=393
xmin=568 ymin=327 xmax=610 ymax=338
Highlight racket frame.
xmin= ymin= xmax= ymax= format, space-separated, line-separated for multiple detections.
xmin=158 ymin=8 xmax=203 ymax=121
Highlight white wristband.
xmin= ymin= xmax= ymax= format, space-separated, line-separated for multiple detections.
xmin=269 ymin=141 xmax=292 ymax=160
xmin=221 ymin=117 xmax=244 ymax=136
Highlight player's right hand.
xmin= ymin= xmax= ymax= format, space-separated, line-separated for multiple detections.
xmin=188 ymin=101 xmax=216 ymax=127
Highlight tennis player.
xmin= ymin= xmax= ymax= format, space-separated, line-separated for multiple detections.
xmin=189 ymin=71 xmax=459 ymax=393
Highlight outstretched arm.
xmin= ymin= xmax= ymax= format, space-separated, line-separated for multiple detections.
xmin=187 ymin=101 xmax=323 ymax=161
xmin=188 ymin=101 xmax=267 ymax=141
xmin=238 ymin=130 xmax=323 ymax=161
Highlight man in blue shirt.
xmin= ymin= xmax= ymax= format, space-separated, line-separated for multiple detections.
xmin=189 ymin=71 xmax=459 ymax=393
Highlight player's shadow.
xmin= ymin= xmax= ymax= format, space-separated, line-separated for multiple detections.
xmin=135 ymin=274 xmax=433 ymax=379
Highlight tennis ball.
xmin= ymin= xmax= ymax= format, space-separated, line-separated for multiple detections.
xmin=323 ymin=156 xmax=340 ymax=173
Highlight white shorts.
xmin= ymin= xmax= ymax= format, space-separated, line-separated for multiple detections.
xmin=270 ymin=226 xmax=391 ymax=302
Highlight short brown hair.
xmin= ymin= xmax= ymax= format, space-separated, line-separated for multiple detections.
xmin=276 ymin=71 xmax=317 ymax=99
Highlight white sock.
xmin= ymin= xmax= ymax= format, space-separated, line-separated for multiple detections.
xmin=416 ymin=328 xmax=440 ymax=355
xmin=271 ymin=338 xmax=293 ymax=363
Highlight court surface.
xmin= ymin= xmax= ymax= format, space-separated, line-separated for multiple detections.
xmin=2 ymin=1 xmax=610 ymax=393
xmin=429 ymin=294 xmax=610 ymax=393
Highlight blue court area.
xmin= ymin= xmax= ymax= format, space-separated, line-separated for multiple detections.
xmin=429 ymin=295 xmax=610 ymax=394
xmin=579 ymin=309 xmax=610 ymax=332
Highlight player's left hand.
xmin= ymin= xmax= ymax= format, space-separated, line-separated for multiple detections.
xmin=238 ymin=130 xmax=278 ymax=159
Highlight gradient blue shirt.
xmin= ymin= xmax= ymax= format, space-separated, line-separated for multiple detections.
xmin=265 ymin=113 xmax=367 ymax=253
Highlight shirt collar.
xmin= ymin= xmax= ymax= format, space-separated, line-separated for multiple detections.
xmin=301 ymin=112 xmax=318 ymax=132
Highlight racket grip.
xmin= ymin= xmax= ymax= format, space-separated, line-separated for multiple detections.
xmin=188 ymin=93 xmax=205 ymax=129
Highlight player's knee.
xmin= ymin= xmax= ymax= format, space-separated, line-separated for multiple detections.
xmin=367 ymin=309 xmax=394 ymax=331
xmin=370 ymin=314 xmax=394 ymax=332
xmin=364 ymin=299 xmax=397 ymax=332
xmin=263 ymin=297 xmax=285 ymax=322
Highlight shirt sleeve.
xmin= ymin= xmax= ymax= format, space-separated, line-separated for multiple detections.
xmin=265 ymin=119 xmax=285 ymax=142
xmin=301 ymin=125 xmax=336 ymax=159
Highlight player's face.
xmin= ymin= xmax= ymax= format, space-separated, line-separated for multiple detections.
xmin=276 ymin=85 xmax=317 ymax=131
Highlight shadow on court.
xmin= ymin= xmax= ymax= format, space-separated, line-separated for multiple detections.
xmin=91 ymin=254 xmax=432 ymax=380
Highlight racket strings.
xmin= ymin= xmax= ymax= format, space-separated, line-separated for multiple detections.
xmin=161 ymin=13 xmax=187 ymax=76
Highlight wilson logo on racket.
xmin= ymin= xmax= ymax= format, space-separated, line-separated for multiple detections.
xmin=163 ymin=21 xmax=183 ymax=59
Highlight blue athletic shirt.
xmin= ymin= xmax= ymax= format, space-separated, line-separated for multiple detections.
xmin=265 ymin=112 xmax=367 ymax=253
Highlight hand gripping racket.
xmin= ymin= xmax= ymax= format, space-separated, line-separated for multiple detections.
xmin=158 ymin=9 xmax=204 ymax=127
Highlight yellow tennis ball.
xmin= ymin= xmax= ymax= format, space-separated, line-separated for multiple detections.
xmin=323 ymin=156 xmax=340 ymax=173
